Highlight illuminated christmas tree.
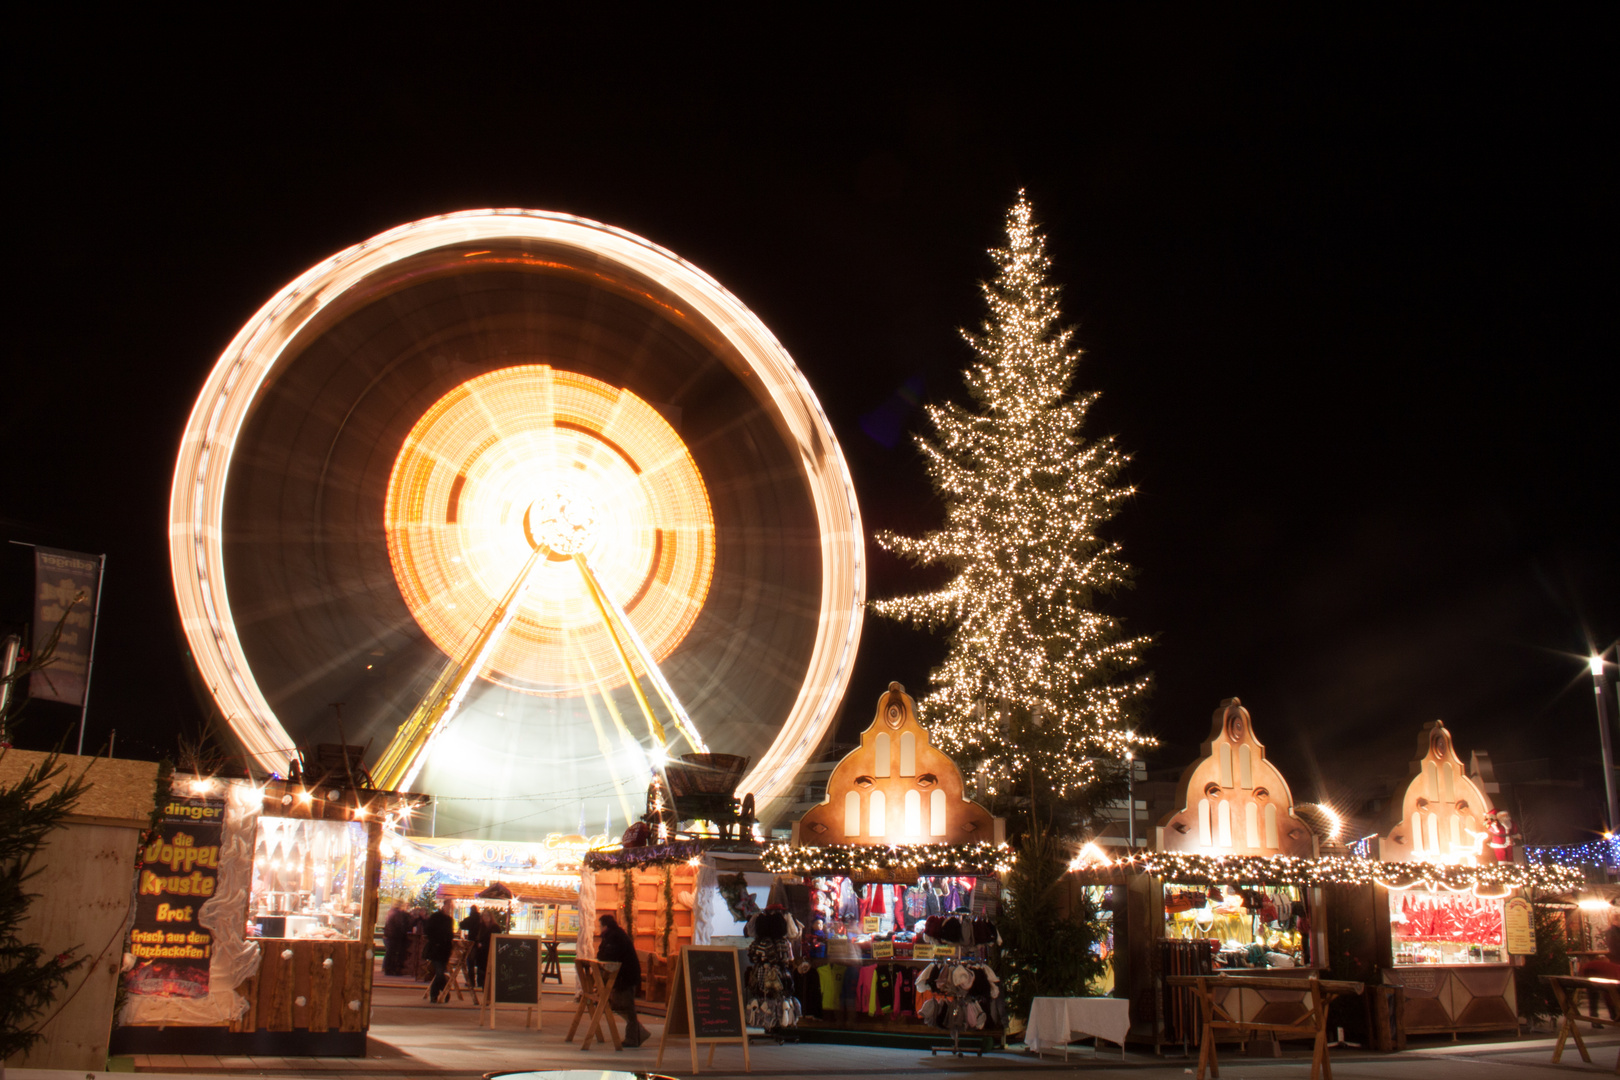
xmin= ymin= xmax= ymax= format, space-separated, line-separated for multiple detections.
xmin=874 ymin=192 xmax=1152 ymax=808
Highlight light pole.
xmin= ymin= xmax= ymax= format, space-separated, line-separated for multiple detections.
xmin=1125 ymin=748 xmax=1136 ymax=850
xmin=1594 ymin=650 xmax=1619 ymax=833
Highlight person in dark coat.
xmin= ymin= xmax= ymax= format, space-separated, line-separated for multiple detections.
xmin=595 ymin=913 xmax=649 ymax=1046
xmin=424 ymin=899 xmax=456 ymax=1002
xmin=382 ymin=901 xmax=409 ymax=976
xmin=459 ymin=905 xmax=482 ymax=989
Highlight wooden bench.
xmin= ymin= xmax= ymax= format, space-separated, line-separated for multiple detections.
xmin=1542 ymin=975 xmax=1620 ymax=1074
xmin=638 ymin=950 xmax=672 ymax=1003
xmin=1166 ymin=974 xmax=1363 ymax=1080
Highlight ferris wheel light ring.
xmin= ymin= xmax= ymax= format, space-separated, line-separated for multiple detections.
xmin=384 ymin=364 xmax=715 ymax=695
xmin=169 ymin=209 xmax=865 ymax=811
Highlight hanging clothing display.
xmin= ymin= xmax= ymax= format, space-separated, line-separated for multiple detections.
xmin=744 ymin=909 xmax=802 ymax=1030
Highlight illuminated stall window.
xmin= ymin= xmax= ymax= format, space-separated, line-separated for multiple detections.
xmin=1388 ymin=889 xmax=1504 ymax=966
xmin=844 ymin=791 xmax=861 ymax=838
xmin=1162 ymin=881 xmax=1308 ymax=969
xmin=249 ymin=818 xmax=366 ymax=940
xmin=874 ymin=733 xmax=891 ymax=778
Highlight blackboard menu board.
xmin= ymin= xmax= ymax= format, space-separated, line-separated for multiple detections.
xmin=491 ymin=935 xmax=540 ymax=1005
xmin=685 ymin=947 xmax=744 ymax=1038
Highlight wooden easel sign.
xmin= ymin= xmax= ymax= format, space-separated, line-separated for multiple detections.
xmin=481 ymin=933 xmax=542 ymax=1029
xmin=656 ymin=944 xmax=750 ymax=1074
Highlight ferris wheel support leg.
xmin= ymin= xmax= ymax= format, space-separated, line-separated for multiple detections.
xmin=373 ymin=548 xmax=546 ymax=790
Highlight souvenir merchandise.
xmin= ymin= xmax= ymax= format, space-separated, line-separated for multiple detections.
xmin=1161 ymin=880 xmax=1309 ymax=969
xmin=915 ymin=957 xmax=1004 ymax=1049
xmin=744 ymin=908 xmax=803 ymax=1030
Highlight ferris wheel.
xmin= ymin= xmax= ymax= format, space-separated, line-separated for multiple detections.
xmin=169 ymin=210 xmax=865 ymax=840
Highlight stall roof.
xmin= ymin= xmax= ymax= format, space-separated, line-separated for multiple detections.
xmin=0 ymin=749 xmax=160 ymax=830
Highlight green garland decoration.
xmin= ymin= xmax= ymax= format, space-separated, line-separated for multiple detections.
xmin=1072 ymin=850 xmax=1584 ymax=892
xmin=763 ymin=840 xmax=1014 ymax=877
xmin=583 ymin=840 xmax=705 ymax=870
xmin=661 ymin=865 xmax=674 ymax=955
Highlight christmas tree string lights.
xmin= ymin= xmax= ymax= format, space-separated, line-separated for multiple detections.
xmin=873 ymin=192 xmax=1152 ymax=799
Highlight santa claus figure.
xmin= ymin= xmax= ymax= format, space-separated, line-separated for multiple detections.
xmin=1485 ymin=810 xmax=1518 ymax=862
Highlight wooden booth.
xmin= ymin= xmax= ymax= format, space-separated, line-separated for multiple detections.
xmin=113 ymin=767 xmax=416 ymax=1057
xmin=1137 ymin=698 xmax=1329 ymax=1051
xmin=771 ymin=682 xmax=1009 ymax=1048
xmin=1373 ymin=720 xmax=1520 ymax=1036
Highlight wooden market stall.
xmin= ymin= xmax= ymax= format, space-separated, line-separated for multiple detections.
xmin=1373 ymin=720 xmax=1520 ymax=1036
xmin=1138 ymin=698 xmax=1328 ymax=1050
xmin=112 ymin=764 xmax=418 ymax=1057
xmin=766 ymin=682 xmax=1009 ymax=1048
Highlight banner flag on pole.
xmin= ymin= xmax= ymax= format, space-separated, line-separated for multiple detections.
xmin=31 ymin=546 xmax=101 ymax=706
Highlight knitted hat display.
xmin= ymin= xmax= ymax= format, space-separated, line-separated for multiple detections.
xmin=754 ymin=911 xmax=789 ymax=940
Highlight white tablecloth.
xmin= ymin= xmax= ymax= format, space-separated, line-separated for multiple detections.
xmin=1025 ymin=996 xmax=1132 ymax=1053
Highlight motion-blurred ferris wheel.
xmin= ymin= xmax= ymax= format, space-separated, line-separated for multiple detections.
xmin=170 ymin=210 xmax=864 ymax=840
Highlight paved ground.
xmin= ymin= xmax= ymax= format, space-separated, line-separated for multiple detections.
xmin=12 ymin=973 xmax=1620 ymax=1080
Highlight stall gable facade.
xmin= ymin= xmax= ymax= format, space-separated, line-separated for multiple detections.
xmin=1157 ymin=698 xmax=1315 ymax=857
xmin=793 ymin=682 xmax=1000 ymax=847
xmin=1379 ymin=720 xmax=1494 ymax=865
xmin=1374 ymin=720 xmax=1517 ymax=1036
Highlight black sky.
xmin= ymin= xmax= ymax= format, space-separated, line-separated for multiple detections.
xmin=3 ymin=13 xmax=1614 ymax=817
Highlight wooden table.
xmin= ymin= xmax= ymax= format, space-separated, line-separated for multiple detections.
xmin=422 ymin=938 xmax=479 ymax=1004
xmin=1165 ymin=974 xmax=1363 ymax=1080
xmin=1543 ymin=975 xmax=1620 ymax=1074
xmin=566 ymin=959 xmax=623 ymax=1052
xmin=1025 ymin=996 xmax=1131 ymax=1058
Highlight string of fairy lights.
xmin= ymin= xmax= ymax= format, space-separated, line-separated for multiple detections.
xmin=757 ymin=840 xmax=1586 ymax=893
xmin=762 ymin=841 xmax=1016 ymax=877
xmin=871 ymin=192 xmax=1153 ymax=799
xmin=1071 ymin=850 xmax=1586 ymax=893
xmin=1525 ymin=838 xmax=1620 ymax=869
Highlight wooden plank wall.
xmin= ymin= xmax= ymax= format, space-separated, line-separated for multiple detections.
xmin=13 ymin=820 xmax=151 ymax=1070
xmin=231 ymin=941 xmax=371 ymax=1032
xmin=593 ymin=865 xmax=698 ymax=959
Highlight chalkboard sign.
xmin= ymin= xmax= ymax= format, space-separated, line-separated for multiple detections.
xmin=657 ymin=945 xmax=750 ymax=1074
xmin=483 ymin=934 xmax=542 ymax=1029
xmin=686 ymin=947 xmax=745 ymax=1038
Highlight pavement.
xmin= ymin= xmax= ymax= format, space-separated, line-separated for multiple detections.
xmin=10 ymin=972 xmax=1620 ymax=1080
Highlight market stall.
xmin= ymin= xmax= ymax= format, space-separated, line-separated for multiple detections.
xmin=575 ymin=752 xmax=769 ymax=1002
xmin=764 ymin=682 xmax=1011 ymax=1046
xmin=112 ymin=767 xmax=421 ymax=1056
xmin=1374 ymin=720 xmax=1521 ymax=1036
xmin=1136 ymin=698 xmax=1327 ymax=1049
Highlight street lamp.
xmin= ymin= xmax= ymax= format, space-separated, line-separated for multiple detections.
xmin=1593 ymin=649 xmax=1618 ymax=833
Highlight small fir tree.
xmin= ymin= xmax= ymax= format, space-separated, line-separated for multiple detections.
xmin=0 ymin=751 xmax=89 ymax=1062
xmin=875 ymin=193 xmax=1151 ymax=812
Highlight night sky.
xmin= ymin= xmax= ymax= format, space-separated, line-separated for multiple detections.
xmin=4 ymin=14 xmax=1613 ymax=825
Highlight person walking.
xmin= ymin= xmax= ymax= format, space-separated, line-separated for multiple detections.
xmin=382 ymin=900 xmax=409 ymax=976
xmin=424 ymin=899 xmax=456 ymax=1003
xmin=595 ymin=913 xmax=649 ymax=1046
xmin=459 ymin=904 xmax=483 ymax=990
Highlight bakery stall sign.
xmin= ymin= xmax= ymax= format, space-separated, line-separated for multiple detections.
xmin=125 ymin=791 xmax=226 ymax=998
